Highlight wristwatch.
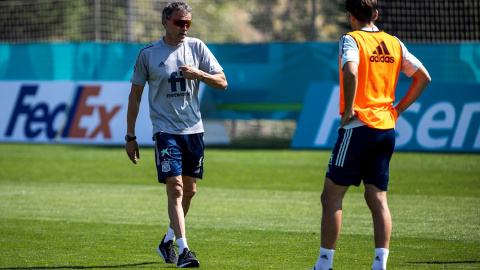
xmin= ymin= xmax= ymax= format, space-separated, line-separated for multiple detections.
xmin=125 ymin=135 xmax=136 ymax=142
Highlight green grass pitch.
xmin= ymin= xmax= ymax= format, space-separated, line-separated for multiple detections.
xmin=0 ymin=143 xmax=479 ymax=269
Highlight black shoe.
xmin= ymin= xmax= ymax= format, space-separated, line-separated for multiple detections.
xmin=177 ymin=248 xmax=200 ymax=268
xmin=157 ymin=234 xmax=178 ymax=264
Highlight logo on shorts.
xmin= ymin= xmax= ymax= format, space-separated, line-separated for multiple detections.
xmin=161 ymin=148 xmax=170 ymax=157
xmin=194 ymin=156 xmax=204 ymax=174
xmin=161 ymin=160 xmax=171 ymax=172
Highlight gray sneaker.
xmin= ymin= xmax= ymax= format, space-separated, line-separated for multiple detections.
xmin=157 ymin=234 xmax=178 ymax=264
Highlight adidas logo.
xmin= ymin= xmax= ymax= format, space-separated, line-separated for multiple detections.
xmin=375 ymin=255 xmax=381 ymax=261
xmin=370 ymin=41 xmax=395 ymax=63
xmin=158 ymin=62 xmax=166 ymax=67
xmin=320 ymin=254 xmax=329 ymax=260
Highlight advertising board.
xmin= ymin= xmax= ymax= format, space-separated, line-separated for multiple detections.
xmin=0 ymin=81 xmax=229 ymax=146
xmin=292 ymin=82 xmax=480 ymax=152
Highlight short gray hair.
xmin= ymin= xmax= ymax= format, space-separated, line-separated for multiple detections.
xmin=162 ymin=1 xmax=192 ymax=20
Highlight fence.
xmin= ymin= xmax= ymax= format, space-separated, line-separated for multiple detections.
xmin=1 ymin=0 xmax=478 ymax=44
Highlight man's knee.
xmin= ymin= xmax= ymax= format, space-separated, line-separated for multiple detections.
xmin=166 ymin=176 xmax=184 ymax=198
xmin=365 ymin=189 xmax=388 ymax=212
xmin=183 ymin=188 xmax=196 ymax=199
xmin=321 ymin=178 xmax=347 ymax=208
xmin=182 ymin=176 xmax=197 ymax=199
xmin=320 ymin=190 xmax=330 ymax=207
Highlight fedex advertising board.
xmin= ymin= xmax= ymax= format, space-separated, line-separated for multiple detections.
xmin=0 ymin=81 xmax=229 ymax=145
xmin=0 ymin=81 xmax=151 ymax=145
xmin=292 ymin=82 xmax=480 ymax=152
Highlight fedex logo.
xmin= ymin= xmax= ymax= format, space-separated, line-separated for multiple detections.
xmin=4 ymin=85 xmax=121 ymax=140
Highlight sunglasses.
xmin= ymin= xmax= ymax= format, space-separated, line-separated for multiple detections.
xmin=167 ymin=18 xmax=192 ymax=29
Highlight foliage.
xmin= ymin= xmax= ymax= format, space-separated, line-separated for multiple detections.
xmin=1 ymin=0 xmax=478 ymax=43
xmin=0 ymin=0 xmax=349 ymax=43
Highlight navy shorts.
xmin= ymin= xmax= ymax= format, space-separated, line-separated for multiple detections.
xmin=326 ymin=126 xmax=395 ymax=191
xmin=153 ymin=132 xmax=204 ymax=184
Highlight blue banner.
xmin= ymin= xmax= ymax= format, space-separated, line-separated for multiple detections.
xmin=291 ymin=82 xmax=480 ymax=152
xmin=1 ymin=42 xmax=479 ymax=151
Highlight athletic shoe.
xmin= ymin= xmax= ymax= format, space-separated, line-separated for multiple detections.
xmin=177 ymin=248 xmax=200 ymax=268
xmin=157 ymin=234 xmax=178 ymax=264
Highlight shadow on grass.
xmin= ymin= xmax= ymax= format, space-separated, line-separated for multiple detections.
xmin=407 ymin=260 xmax=480 ymax=265
xmin=210 ymin=138 xmax=292 ymax=150
xmin=0 ymin=261 xmax=166 ymax=269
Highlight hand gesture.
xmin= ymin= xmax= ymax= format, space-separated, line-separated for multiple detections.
xmin=178 ymin=65 xmax=203 ymax=80
xmin=340 ymin=109 xmax=357 ymax=128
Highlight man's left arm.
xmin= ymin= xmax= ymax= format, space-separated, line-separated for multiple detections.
xmin=179 ymin=65 xmax=228 ymax=90
xmin=395 ymin=65 xmax=431 ymax=116
xmin=198 ymin=70 xmax=228 ymax=90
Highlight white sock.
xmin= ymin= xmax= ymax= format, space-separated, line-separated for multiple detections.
xmin=164 ymin=227 xmax=175 ymax=243
xmin=177 ymin=238 xmax=189 ymax=255
xmin=315 ymin=247 xmax=335 ymax=270
xmin=372 ymin=248 xmax=389 ymax=270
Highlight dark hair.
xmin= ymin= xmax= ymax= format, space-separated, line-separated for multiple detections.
xmin=345 ymin=0 xmax=377 ymax=23
xmin=162 ymin=1 xmax=192 ymax=20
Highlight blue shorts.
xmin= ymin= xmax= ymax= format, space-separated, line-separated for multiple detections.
xmin=325 ymin=126 xmax=395 ymax=191
xmin=153 ymin=132 xmax=204 ymax=184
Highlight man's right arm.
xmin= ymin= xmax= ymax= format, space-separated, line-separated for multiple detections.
xmin=341 ymin=61 xmax=359 ymax=127
xmin=126 ymin=83 xmax=144 ymax=164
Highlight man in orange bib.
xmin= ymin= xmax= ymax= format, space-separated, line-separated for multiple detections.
xmin=311 ymin=1 xmax=431 ymax=270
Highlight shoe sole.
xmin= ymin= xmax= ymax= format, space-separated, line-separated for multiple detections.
xmin=177 ymin=261 xmax=200 ymax=268
xmin=157 ymin=245 xmax=178 ymax=264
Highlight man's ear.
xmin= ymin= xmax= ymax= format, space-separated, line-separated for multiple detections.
xmin=349 ymin=12 xmax=357 ymax=22
xmin=373 ymin=10 xmax=379 ymax=21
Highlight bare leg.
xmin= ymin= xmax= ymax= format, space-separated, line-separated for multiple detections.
xmin=181 ymin=175 xmax=198 ymax=216
xmin=166 ymin=175 xmax=198 ymax=239
xmin=320 ymin=178 xmax=349 ymax=249
xmin=364 ymin=184 xmax=391 ymax=249
xmin=166 ymin=175 xmax=186 ymax=239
